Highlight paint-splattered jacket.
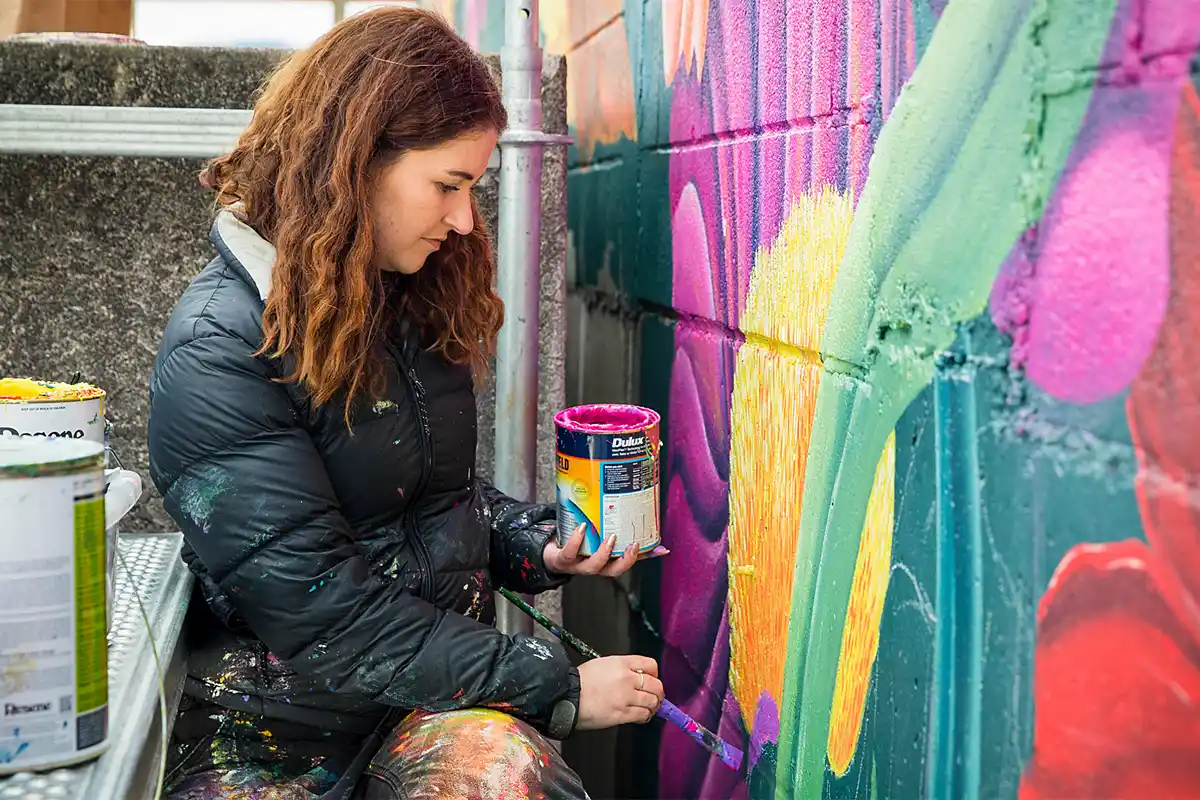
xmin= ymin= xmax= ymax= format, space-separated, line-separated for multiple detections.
xmin=147 ymin=209 xmax=579 ymax=742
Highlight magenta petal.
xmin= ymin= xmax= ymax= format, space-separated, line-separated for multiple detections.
xmin=660 ymin=474 xmax=729 ymax=675
xmin=1140 ymin=0 xmax=1200 ymax=66
xmin=673 ymin=182 xmax=718 ymax=319
xmin=1022 ymin=85 xmax=1176 ymax=404
xmin=667 ymin=346 xmax=730 ymax=523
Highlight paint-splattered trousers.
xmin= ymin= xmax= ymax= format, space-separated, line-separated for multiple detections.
xmin=164 ymin=697 xmax=590 ymax=799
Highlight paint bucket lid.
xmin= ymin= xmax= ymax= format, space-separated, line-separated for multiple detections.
xmin=0 ymin=377 xmax=106 ymax=403
xmin=0 ymin=437 xmax=106 ymax=476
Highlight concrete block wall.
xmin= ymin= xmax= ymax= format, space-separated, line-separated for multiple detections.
xmin=446 ymin=1 xmax=1200 ymax=798
xmin=0 ymin=40 xmax=568 ymax=535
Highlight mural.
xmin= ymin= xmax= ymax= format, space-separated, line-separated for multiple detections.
xmin=444 ymin=0 xmax=1200 ymax=797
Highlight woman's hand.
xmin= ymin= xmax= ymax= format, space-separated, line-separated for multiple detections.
xmin=543 ymin=523 xmax=669 ymax=579
xmin=576 ymin=655 xmax=664 ymax=730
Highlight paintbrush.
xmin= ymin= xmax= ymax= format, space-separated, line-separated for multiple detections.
xmin=497 ymin=586 xmax=744 ymax=771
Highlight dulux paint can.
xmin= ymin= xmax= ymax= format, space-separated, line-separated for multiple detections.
xmin=0 ymin=437 xmax=109 ymax=773
xmin=554 ymin=404 xmax=662 ymax=558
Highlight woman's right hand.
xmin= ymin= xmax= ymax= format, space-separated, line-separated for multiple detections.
xmin=576 ymin=655 xmax=664 ymax=730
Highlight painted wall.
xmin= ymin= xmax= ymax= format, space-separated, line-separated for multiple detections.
xmin=440 ymin=0 xmax=1200 ymax=797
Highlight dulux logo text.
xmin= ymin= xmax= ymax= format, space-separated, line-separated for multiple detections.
xmin=0 ymin=426 xmax=86 ymax=439
xmin=612 ymin=436 xmax=644 ymax=448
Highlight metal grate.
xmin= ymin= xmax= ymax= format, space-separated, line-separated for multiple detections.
xmin=0 ymin=533 xmax=192 ymax=800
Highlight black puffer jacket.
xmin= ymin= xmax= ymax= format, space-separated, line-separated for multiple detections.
xmin=148 ymin=210 xmax=577 ymax=737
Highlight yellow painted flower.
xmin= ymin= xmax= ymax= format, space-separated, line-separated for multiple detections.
xmin=727 ymin=188 xmax=894 ymax=777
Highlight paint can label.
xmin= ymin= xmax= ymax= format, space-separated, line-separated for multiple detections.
xmin=0 ymin=467 xmax=109 ymax=771
xmin=0 ymin=388 xmax=106 ymax=448
xmin=555 ymin=422 xmax=661 ymax=557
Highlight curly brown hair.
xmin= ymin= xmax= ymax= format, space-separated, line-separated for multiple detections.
xmin=200 ymin=7 xmax=507 ymax=415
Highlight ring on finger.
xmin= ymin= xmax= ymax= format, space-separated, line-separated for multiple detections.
xmin=636 ymin=668 xmax=645 ymax=691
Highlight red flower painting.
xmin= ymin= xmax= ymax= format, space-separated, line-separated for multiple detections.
xmin=1021 ymin=83 xmax=1200 ymax=799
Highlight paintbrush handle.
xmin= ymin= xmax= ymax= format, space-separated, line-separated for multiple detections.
xmin=496 ymin=587 xmax=744 ymax=771
xmin=498 ymin=587 xmax=600 ymax=658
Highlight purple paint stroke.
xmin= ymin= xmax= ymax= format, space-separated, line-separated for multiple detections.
xmin=847 ymin=0 xmax=880 ymax=197
xmin=749 ymin=690 xmax=780 ymax=770
xmin=661 ymin=698 xmax=744 ymax=770
xmin=989 ymin=0 xmax=1200 ymax=404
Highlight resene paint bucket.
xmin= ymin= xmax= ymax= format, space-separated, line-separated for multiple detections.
xmin=0 ymin=379 xmax=107 ymax=449
xmin=0 ymin=438 xmax=109 ymax=773
xmin=0 ymin=378 xmax=121 ymax=629
xmin=554 ymin=404 xmax=662 ymax=558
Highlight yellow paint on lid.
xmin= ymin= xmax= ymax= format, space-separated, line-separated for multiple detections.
xmin=0 ymin=378 xmax=105 ymax=403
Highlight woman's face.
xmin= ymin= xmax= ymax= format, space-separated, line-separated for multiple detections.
xmin=370 ymin=128 xmax=499 ymax=274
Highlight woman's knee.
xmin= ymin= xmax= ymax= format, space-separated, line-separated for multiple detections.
xmin=363 ymin=709 xmax=586 ymax=799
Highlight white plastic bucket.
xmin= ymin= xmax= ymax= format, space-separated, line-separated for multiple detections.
xmin=103 ymin=469 xmax=143 ymax=630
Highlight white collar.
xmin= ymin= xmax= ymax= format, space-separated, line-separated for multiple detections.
xmin=214 ymin=206 xmax=275 ymax=301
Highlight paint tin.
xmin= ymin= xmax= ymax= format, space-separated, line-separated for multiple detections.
xmin=0 ymin=379 xmax=107 ymax=450
xmin=0 ymin=379 xmax=120 ymax=630
xmin=554 ymin=404 xmax=662 ymax=557
xmin=0 ymin=437 xmax=109 ymax=773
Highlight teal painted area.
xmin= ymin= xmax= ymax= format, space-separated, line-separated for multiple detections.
xmin=928 ymin=335 xmax=985 ymax=799
xmin=566 ymin=143 xmax=673 ymax=306
xmin=868 ymin=314 xmax=1145 ymax=799
xmin=776 ymin=0 xmax=1119 ymax=796
xmin=927 ymin=362 xmax=959 ymax=800
xmin=873 ymin=386 xmax=939 ymax=798
xmin=631 ymin=0 xmax=670 ymax=150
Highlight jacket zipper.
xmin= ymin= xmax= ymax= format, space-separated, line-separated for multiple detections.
xmin=388 ymin=340 xmax=436 ymax=604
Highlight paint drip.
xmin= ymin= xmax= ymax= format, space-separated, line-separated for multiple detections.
xmin=554 ymin=404 xmax=662 ymax=558
xmin=0 ymin=437 xmax=109 ymax=773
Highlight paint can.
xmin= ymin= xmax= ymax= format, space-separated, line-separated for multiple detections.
xmin=0 ymin=379 xmax=123 ymax=630
xmin=554 ymin=404 xmax=662 ymax=557
xmin=0 ymin=437 xmax=109 ymax=773
xmin=0 ymin=378 xmax=107 ymax=451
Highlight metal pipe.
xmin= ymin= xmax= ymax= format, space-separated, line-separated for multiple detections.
xmin=493 ymin=0 xmax=544 ymax=638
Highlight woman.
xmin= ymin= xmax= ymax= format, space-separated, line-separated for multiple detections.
xmin=146 ymin=8 xmax=663 ymax=799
